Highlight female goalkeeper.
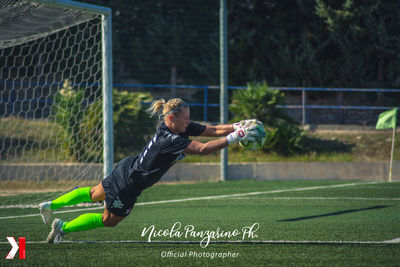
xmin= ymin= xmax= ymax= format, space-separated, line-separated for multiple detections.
xmin=39 ymin=98 xmax=262 ymax=243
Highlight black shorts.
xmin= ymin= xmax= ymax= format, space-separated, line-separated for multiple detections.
xmin=102 ymin=156 xmax=142 ymax=217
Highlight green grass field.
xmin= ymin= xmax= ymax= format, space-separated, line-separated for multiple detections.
xmin=1 ymin=179 xmax=400 ymax=266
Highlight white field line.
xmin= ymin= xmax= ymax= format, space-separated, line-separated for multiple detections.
xmin=0 ymin=239 xmax=399 ymax=245
xmin=385 ymin=238 xmax=400 ymax=243
xmin=224 ymin=197 xmax=400 ymax=201
xmin=0 ymin=181 xmax=380 ymax=220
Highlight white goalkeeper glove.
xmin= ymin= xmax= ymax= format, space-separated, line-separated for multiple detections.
xmin=226 ymin=125 xmax=259 ymax=144
xmin=233 ymin=119 xmax=264 ymax=131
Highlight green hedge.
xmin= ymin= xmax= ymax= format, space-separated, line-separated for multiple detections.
xmin=230 ymin=82 xmax=306 ymax=155
xmin=53 ymin=80 xmax=156 ymax=162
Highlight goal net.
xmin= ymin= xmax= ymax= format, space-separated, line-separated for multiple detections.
xmin=0 ymin=0 xmax=113 ymax=209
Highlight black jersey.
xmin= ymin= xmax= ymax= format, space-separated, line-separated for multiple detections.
xmin=128 ymin=121 xmax=206 ymax=190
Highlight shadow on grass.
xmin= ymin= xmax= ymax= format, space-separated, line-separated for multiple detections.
xmin=278 ymin=205 xmax=389 ymax=222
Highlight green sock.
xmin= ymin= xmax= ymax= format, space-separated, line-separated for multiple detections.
xmin=51 ymin=187 xmax=92 ymax=210
xmin=62 ymin=213 xmax=104 ymax=233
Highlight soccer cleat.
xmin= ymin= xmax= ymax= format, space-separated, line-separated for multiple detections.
xmin=47 ymin=218 xmax=65 ymax=244
xmin=38 ymin=201 xmax=53 ymax=225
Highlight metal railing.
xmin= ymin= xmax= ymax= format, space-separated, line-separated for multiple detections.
xmin=2 ymin=81 xmax=400 ymax=123
xmin=114 ymin=83 xmax=400 ymax=124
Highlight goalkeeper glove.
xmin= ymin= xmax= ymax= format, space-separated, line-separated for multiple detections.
xmin=233 ymin=119 xmax=263 ymax=131
xmin=226 ymin=125 xmax=259 ymax=144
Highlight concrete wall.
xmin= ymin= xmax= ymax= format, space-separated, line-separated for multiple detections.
xmin=1 ymin=162 xmax=399 ymax=182
xmin=164 ymin=162 xmax=399 ymax=181
xmin=0 ymin=163 xmax=104 ymax=181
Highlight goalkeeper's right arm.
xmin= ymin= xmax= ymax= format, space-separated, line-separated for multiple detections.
xmin=199 ymin=124 xmax=234 ymax=137
xmin=199 ymin=118 xmax=263 ymax=138
xmin=184 ymin=125 xmax=259 ymax=155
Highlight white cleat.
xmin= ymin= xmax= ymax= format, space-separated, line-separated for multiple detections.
xmin=47 ymin=218 xmax=65 ymax=244
xmin=38 ymin=201 xmax=53 ymax=225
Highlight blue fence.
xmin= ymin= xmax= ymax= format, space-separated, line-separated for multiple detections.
xmin=114 ymin=84 xmax=400 ymax=124
xmin=2 ymin=81 xmax=400 ymax=123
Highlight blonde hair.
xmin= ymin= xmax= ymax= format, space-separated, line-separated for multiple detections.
xmin=147 ymin=98 xmax=187 ymax=119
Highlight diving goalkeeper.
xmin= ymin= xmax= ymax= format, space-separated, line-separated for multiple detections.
xmin=39 ymin=98 xmax=263 ymax=243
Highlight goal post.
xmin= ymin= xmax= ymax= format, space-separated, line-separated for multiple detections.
xmin=0 ymin=0 xmax=113 ymax=207
xmin=33 ymin=0 xmax=114 ymax=182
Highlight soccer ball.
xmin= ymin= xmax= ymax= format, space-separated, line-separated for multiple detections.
xmin=239 ymin=124 xmax=267 ymax=150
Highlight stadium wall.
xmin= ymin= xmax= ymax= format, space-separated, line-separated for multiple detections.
xmin=1 ymin=162 xmax=399 ymax=182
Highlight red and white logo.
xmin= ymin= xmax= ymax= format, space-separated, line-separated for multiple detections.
xmin=238 ymin=129 xmax=245 ymax=138
xmin=5 ymin=237 xmax=26 ymax=260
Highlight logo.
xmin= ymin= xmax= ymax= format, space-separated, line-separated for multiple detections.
xmin=6 ymin=237 xmax=26 ymax=260
xmin=141 ymin=222 xmax=259 ymax=248
xmin=238 ymin=129 xmax=245 ymax=138
xmin=124 ymin=208 xmax=132 ymax=215
xmin=172 ymin=153 xmax=186 ymax=164
xmin=110 ymin=197 xmax=124 ymax=209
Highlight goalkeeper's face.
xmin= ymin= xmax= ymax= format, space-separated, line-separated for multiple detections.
xmin=167 ymin=107 xmax=190 ymax=134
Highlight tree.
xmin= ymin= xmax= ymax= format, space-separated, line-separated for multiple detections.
xmin=315 ymin=0 xmax=400 ymax=88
